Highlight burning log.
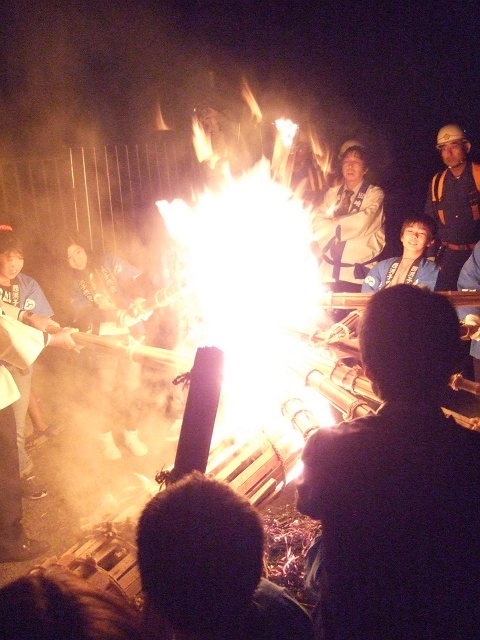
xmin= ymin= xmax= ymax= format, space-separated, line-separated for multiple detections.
xmin=169 ymin=346 xmax=224 ymax=483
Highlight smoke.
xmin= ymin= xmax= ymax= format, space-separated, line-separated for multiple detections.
xmin=1 ymin=0 xmax=209 ymax=151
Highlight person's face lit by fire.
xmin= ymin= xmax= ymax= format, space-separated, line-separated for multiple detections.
xmin=0 ymin=249 xmax=24 ymax=285
xmin=401 ymin=223 xmax=433 ymax=259
xmin=67 ymin=244 xmax=88 ymax=271
xmin=438 ymin=140 xmax=470 ymax=170
xmin=341 ymin=151 xmax=367 ymax=190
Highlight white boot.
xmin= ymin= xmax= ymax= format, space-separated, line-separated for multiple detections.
xmin=124 ymin=429 xmax=148 ymax=456
xmin=99 ymin=431 xmax=121 ymax=460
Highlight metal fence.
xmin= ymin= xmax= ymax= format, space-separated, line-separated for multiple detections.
xmin=0 ymin=132 xmax=201 ymax=254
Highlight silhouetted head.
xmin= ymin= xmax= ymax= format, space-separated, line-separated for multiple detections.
xmin=0 ymin=566 xmax=142 ymax=640
xmin=137 ymin=471 xmax=265 ymax=638
xmin=360 ymin=284 xmax=462 ymax=403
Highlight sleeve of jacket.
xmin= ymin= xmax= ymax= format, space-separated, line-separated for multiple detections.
xmin=18 ymin=274 xmax=54 ymax=316
xmin=105 ymin=254 xmax=143 ymax=298
xmin=310 ymin=186 xmax=339 ymax=240
xmin=362 ymin=261 xmax=384 ymax=292
xmin=295 ymin=429 xmax=339 ymax=520
xmin=0 ymin=311 xmax=46 ymax=369
xmin=457 ymin=243 xmax=480 ymax=321
xmin=424 ymin=180 xmax=437 ymax=219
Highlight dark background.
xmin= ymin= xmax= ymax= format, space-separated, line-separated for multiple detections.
xmin=1 ymin=0 xmax=480 ymax=239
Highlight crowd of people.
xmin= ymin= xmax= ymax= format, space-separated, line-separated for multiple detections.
xmin=1 ymin=122 xmax=480 ymax=639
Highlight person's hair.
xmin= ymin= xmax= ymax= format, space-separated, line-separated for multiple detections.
xmin=136 ymin=471 xmax=265 ymax=637
xmin=360 ymin=284 xmax=461 ymax=402
xmin=400 ymin=215 xmax=437 ymax=244
xmin=0 ymin=229 xmax=23 ymax=257
xmin=0 ymin=566 xmax=142 ymax=640
xmin=63 ymin=232 xmax=90 ymax=254
xmin=340 ymin=145 xmax=370 ymax=168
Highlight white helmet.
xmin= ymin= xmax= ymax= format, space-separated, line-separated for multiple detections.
xmin=338 ymin=139 xmax=364 ymax=159
xmin=436 ymin=124 xmax=468 ymax=148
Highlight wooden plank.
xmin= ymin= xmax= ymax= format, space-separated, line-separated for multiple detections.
xmin=231 ymin=436 xmax=293 ymax=496
xmin=250 ymin=478 xmax=277 ymax=506
xmin=109 ymin=552 xmax=138 ymax=580
xmin=213 ymin=440 xmax=266 ymax=483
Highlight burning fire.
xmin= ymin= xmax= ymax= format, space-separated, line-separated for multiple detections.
xmin=241 ymin=78 xmax=262 ymax=124
xmin=155 ymin=103 xmax=171 ymax=131
xmin=156 ymin=119 xmax=335 ymax=457
xmin=191 ymin=114 xmax=216 ymax=167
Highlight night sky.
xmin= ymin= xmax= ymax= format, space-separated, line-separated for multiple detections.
xmin=1 ymin=0 xmax=480 ymax=227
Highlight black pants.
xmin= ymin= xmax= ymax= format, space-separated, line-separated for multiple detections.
xmin=434 ymin=247 xmax=472 ymax=291
xmin=0 ymin=404 xmax=25 ymax=552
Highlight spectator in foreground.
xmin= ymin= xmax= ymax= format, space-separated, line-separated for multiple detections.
xmin=0 ymin=565 xmax=142 ymax=640
xmin=296 ymin=284 xmax=480 ymax=639
xmin=137 ymin=471 xmax=314 ymax=640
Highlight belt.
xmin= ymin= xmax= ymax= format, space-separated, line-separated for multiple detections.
xmin=441 ymin=242 xmax=477 ymax=251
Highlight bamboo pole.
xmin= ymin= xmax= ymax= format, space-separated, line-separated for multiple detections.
xmin=295 ymin=357 xmax=480 ymax=433
xmin=281 ymin=397 xmax=321 ymax=439
xmin=70 ymin=332 xmax=192 ymax=368
xmin=305 ymin=374 xmax=376 ymax=419
xmin=319 ymin=290 xmax=480 ymax=309
xmin=441 ymin=408 xmax=480 ymax=431
xmin=449 ymin=373 xmax=480 ymax=397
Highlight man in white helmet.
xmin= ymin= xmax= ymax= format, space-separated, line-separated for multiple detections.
xmin=425 ymin=124 xmax=480 ymax=291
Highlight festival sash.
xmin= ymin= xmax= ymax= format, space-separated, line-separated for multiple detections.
xmin=333 ymin=180 xmax=369 ymax=217
xmin=384 ymin=256 xmax=422 ymax=287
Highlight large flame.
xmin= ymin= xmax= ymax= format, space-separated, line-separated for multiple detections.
xmin=156 ymin=127 xmax=334 ymax=447
xmin=271 ymin=118 xmax=299 ymax=185
xmin=241 ymin=78 xmax=263 ymax=123
xmin=308 ymin=127 xmax=333 ymax=181
xmin=192 ymin=114 xmax=216 ymax=167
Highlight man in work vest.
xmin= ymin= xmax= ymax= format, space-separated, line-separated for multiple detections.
xmin=425 ymin=123 xmax=480 ymax=291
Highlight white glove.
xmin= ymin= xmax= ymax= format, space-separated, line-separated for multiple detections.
xmin=464 ymin=314 xmax=480 ymax=326
xmin=463 ymin=314 xmax=480 ymax=341
xmin=117 ymin=309 xmax=152 ymax=328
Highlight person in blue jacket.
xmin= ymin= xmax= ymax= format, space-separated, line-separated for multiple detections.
xmin=0 ymin=229 xmax=57 ymax=499
xmin=362 ymin=216 xmax=439 ymax=292
xmin=457 ymin=240 xmax=480 ymax=381
xmin=65 ymin=236 xmax=153 ymax=460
